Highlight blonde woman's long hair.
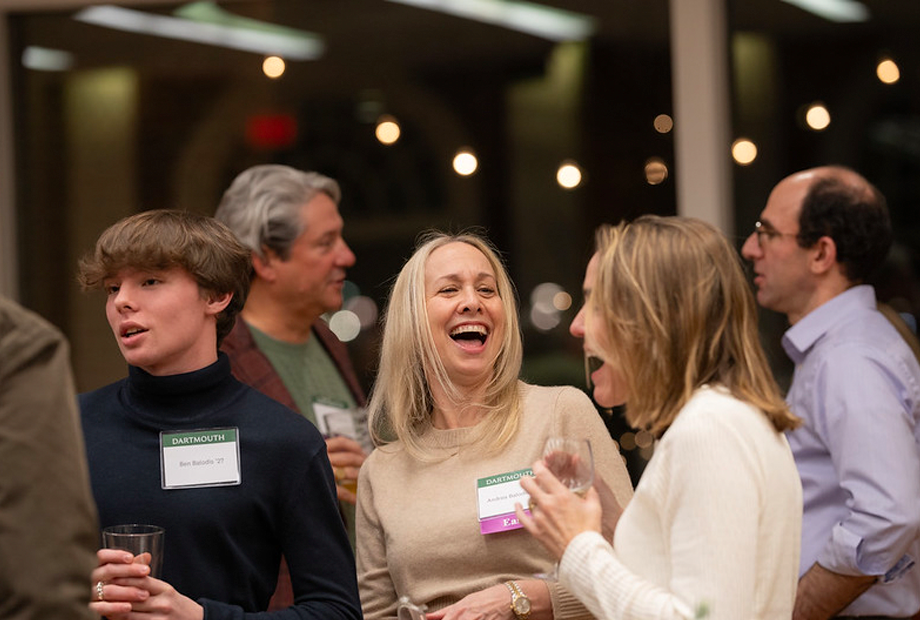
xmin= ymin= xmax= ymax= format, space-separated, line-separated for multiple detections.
xmin=368 ymin=231 xmax=524 ymax=460
xmin=588 ymin=215 xmax=799 ymax=436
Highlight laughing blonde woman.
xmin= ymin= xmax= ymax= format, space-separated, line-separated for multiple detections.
xmin=356 ymin=231 xmax=633 ymax=620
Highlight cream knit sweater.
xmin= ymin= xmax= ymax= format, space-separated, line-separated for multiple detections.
xmin=558 ymin=386 xmax=802 ymax=620
xmin=356 ymin=382 xmax=634 ymax=620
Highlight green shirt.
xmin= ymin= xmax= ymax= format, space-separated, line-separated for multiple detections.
xmin=247 ymin=323 xmax=358 ymax=547
xmin=248 ymin=324 xmax=358 ymax=423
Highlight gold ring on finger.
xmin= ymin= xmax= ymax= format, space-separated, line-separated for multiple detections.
xmin=95 ymin=581 xmax=105 ymax=602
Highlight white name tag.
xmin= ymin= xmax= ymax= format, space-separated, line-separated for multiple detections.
xmin=160 ymin=428 xmax=241 ymax=489
xmin=477 ymin=468 xmax=533 ymax=534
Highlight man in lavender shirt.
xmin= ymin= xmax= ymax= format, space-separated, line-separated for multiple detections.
xmin=742 ymin=165 xmax=920 ymax=620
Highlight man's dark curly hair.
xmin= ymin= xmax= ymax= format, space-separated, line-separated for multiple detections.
xmin=796 ymin=168 xmax=892 ymax=284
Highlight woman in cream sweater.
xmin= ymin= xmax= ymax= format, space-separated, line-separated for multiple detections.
xmin=356 ymin=231 xmax=633 ymax=620
xmin=518 ymin=216 xmax=803 ymax=619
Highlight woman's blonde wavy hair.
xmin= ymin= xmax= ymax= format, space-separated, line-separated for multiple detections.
xmin=368 ymin=231 xmax=524 ymax=461
xmin=588 ymin=215 xmax=799 ymax=436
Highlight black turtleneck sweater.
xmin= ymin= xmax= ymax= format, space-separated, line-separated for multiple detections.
xmin=79 ymin=354 xmax=361 ymax=620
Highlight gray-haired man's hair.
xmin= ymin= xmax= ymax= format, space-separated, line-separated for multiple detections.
xmin=215 ymin=164 xmax=340 ymax=261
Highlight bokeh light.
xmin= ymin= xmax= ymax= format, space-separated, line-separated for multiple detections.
xmin=877 ymin=58 xmax=900 ymax=84
xmin=805 ymin=103 xmax=831 ymax=131
xmin=262 ymin=56 xmax=285 ymax=79
xmin=653 ymin=114 xmax=673 ymax=134
xmin=453 ymin=149 xmax=478 ymax=176
xmin=530 ymin=306 xmax=561 ymax=331
xmin=556 ymin=161 xmax=583 ymax=189
xmin=530 ymin=282 xmax=568 ymax=332
xmin=732 ymin=138 xmax=758 ymax=166
xmin=344 ymin=295 xmax=378 ymax=329
xmin=375 ymin=115 xmax=401 ymax=145
xmin=635 ymin=430 xmax=654 ymax=449
xmin=620 ymin=432 xmax=637 ymax=451
xmin=328 ymin=310 xmax=361 ymax=342
xmin=553 ymin=291 xmax=572 ymax=311
xmin=644 ymin=157 xmax=668 ymax=185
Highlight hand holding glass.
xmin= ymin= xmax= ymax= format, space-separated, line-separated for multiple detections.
xmin=102 ymin=524 xmax=165 ymax=578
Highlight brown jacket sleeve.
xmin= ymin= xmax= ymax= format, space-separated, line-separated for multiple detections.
xmin=0 ymin=296 xmax=99 ymax=620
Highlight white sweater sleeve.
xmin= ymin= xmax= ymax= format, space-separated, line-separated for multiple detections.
xmin=559 ymin=531 xmax=695 ymax=620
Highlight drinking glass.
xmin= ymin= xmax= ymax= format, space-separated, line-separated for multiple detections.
xmin=534 ymin=437 xmax=594 ymax=580
xmin=397 ymin=596 xmax=427 ymax=620
xmin=102 ymin=524 xmax=165 ymax=578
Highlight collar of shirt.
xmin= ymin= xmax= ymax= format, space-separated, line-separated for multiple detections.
xmin=781 ymin=285 xmax=877 ymax=365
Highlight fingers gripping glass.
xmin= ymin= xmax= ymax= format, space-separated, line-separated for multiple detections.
xmin=752 ymin=221 xmax=798 ymax=248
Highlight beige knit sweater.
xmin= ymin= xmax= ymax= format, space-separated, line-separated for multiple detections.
xmin=356 ymin=382 xmax=634 ymax=620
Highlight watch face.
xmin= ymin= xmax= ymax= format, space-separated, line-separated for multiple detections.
xmin=514 ymin=598 xmax=531 ymax=614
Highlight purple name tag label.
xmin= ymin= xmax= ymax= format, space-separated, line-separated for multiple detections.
xmin=477 ymin=468 xmax=533 ymax=534
xmin=480 ymin=511 xmax=531 ymax=534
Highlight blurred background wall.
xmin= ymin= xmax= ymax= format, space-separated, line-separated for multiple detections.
xmin=3 ymin=0 xmax=919 ymax=480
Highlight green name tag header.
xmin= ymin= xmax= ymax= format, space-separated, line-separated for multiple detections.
xmin=477 ymin=468 xmax=533 ymax=488
xmin=162 ymin=428 xmax=237 ymax=449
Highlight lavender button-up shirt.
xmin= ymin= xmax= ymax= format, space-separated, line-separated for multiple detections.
xmin=783 ymin=285 xmax=920 ymax=617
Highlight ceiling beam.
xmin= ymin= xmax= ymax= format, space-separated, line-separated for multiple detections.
xmin=0 ymin=0 xmax=252 ymax=13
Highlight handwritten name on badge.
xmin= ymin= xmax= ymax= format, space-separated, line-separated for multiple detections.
xmin=161 ymin=428 xmax=241 ymax=489
xmin=477 ymin=468 xmax=533 ymax=534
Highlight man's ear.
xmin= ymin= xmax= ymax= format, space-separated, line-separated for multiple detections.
xmin=252 ymin=248 xmax=279 ymax=282
xmin=809 ymin=236 xmax=838 ymax=275
xmin=206 ymin=292 xmax=233 ymax=316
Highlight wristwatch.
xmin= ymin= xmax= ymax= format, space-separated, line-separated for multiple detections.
xmin=504 ymin=580 xmax=532 ymax=620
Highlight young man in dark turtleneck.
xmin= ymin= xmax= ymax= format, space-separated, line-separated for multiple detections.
xmin=77 ymin=209 xmax=361 ymax=620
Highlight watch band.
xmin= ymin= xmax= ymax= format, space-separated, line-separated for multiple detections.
xmin=504 ymin=580 xmax=532 ymax=620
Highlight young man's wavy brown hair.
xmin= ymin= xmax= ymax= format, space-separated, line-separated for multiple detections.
xmin=78 ymin=209 xmax=251 ymax=346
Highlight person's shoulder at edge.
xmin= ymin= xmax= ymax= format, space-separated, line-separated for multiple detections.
xmin=0 ymin=296 xmax=64 ymax=368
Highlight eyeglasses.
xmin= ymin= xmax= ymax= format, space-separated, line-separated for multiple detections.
xmin=752 ymin=220 xmax=798 ymax=248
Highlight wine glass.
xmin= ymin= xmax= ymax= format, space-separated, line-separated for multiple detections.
xmin=534 ymin=437 xmax=594 ymax=580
